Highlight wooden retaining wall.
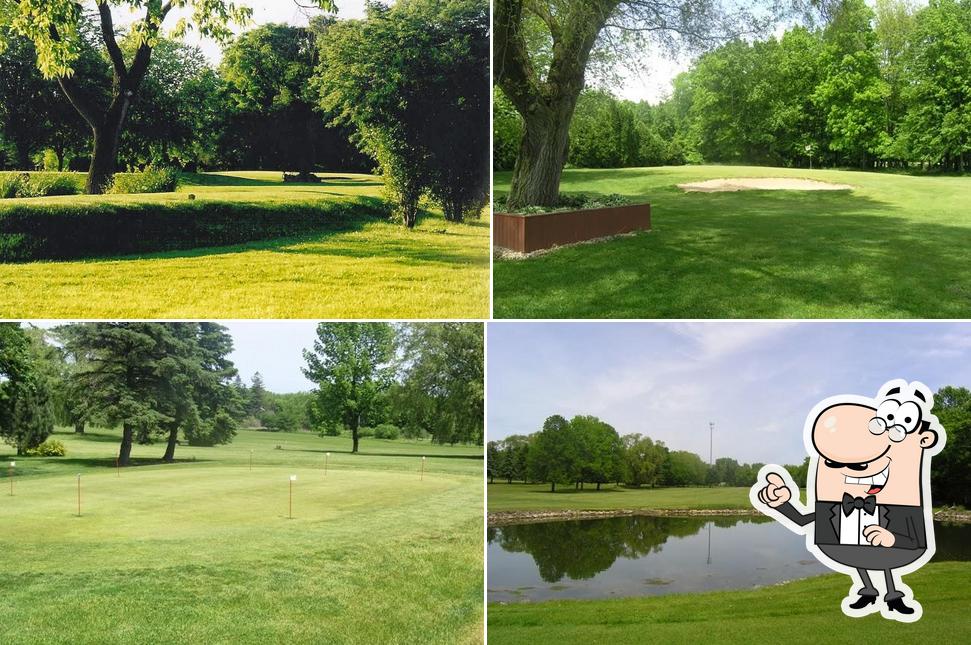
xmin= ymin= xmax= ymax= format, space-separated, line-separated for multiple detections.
xmin=494 ymin=203 xmax=651 ymax=253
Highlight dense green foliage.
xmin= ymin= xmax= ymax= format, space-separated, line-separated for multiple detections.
xmin=489 ymin=413 xmax=801 ymax=492
xmin=51 ymin=323 xmax=241 ymax=464
xmin=317 ymin=0 xmax=489 ymax=226
xmin=0 ymin=323 xmax=54 ymax=453
xmin=302 ymin=322 xmax=485 ymax=450
xmin=495 ymin=0 xmax=971 ymax=174
xmin=0 ymin=191 xmax=386 ymax=261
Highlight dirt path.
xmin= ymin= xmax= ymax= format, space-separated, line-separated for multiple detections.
xmin=678 ymin=177 xmax=854 ymax=192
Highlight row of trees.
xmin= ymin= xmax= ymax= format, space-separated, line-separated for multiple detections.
xmin=0 ymin=322 xmax=241 ymax=463
xmin=0 ymin=0 xmax=488 ymax=224
xmin=492 ymin=396 xmax=971 ymax=506
xmin=486 ymin=413 xmax=809 ymax=493
xmin=1 ymin=321 xmax=485 ymax=462
xmin=303 ymin=322 xmax=484 ymax=452
xmin=496 ymin=0 xmax=971 ymax=174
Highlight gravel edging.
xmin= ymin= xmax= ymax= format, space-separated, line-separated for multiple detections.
xmin=489 ymin=508 xmax=971 ymax=527
xmin=488 ymin=508 xmax=760 ymax=527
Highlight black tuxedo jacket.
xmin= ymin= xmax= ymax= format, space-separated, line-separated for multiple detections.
xmin=777 ymin=500 xmax=926 ymax=549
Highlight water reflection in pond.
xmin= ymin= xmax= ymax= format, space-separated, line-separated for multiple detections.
xmin=487 ymin=515 xmax=971 ymax=603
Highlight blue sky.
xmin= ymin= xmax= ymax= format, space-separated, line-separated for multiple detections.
xmin=221 ymin=321 xmax=319 ymax=392
xmin=487 ymin=322 xmax=971 ymax=465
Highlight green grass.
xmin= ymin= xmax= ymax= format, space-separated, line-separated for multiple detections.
xmin=0 ymin=428 xmax=483 ymax=644
xmin=488 ymin=482 xmax=752 ymax=512
xmin=487 ymin=561 xmax=971 ymax=643
xmin=0 ymin=171 xmax=488 ymax=318
xmin=494 ymin=165 xmax=971 ymax=318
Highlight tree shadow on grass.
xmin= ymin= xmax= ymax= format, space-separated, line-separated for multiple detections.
xmin=294 ymin=447 xmax=482 ymax=460
xmin=180 ymin=172 xmax=383 ymax=189
xmin=45 ymin=456 xmax=214 ymax=470
xmin=494 ymin=189 xmax=971 ymax=318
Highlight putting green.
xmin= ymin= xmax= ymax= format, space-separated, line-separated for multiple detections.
xmin=0 ymin=429 xmax=484 ymax=644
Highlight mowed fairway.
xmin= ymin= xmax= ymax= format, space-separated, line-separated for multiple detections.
xmin=0 ymin=429 xmax=484 ymax=644
xmin=0 ymin=172 xmax=489 ymax=318
xmin=494 ymin=166 xmax=971 ymax=318
xmin=487 ymin=482 xmax=752 ymax=512
xmin=488 ymin=561 xmax=971 ymax=644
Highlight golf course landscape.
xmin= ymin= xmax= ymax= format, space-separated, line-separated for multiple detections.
xmin=487 ymin=483 xmax=971 ymax=643
xmin=494 ymin=165 xmax=971 ymax=319
xmin=0 ymin=171 xmax=489 ymax=318
xmin=0 ymin=427 xmax=484 ymax=644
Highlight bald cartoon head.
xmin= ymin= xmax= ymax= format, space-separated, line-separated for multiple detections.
xmin=810 ymin=381 xmax=942 ymax=506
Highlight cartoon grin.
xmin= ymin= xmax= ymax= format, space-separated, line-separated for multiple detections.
xmin=845 ymin=463 xmax=890 ymax=495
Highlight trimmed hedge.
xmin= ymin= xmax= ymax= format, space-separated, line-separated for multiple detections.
xmin=109 ymin=167 xmax=180 ymax=194
xmin=0 ymin=172 xmax=85 ymax=199
xmin=0 ymin=197 xmax=391 ymax=262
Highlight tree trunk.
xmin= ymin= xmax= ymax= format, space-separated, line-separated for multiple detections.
xmin=74 ymin=420 xmax=85 ymax=434
xmin=119 ymin=423 xmax=133 ymax=466
xmin=351 ymin=426 xmax=359 ymax=454
xmin=15 ymin=144 xmax=31 ymax=171
xmin=87 ymin=118 xmax=124 ymax=194
xmin=551 ymin=481 xmax=556 ymax=493
xmin=162 ymin=426 xmax=178 ymax=463
xmin=507 ymin=105 xmax=573 ymax=208
xmin=597 ymin=482 xmax=602 ymax=491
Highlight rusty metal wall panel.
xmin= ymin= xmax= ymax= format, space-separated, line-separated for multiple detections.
xmin=494 ymin=213 xmax=526 ymax=251
xmin=521 ymin=203 xmax=651 ymax=253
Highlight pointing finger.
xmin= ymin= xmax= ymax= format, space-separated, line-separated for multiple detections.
xmin=766 ymin=472 xmax=786 ymax=489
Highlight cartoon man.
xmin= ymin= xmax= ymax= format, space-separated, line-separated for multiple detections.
xmin=751 ymin=380 xmax=945 ymax=622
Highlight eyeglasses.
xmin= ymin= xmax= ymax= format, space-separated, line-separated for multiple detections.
xmin=868 ymin=417 xmax=907 ymax=442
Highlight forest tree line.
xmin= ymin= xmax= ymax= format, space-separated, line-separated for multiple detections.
xmin=494 ymin=0 xmax=971 ymax=173
xmin=0 ymin=0 xmax=489 ymax=223
xmin=490 ymin=398 xmax=971 ymax=507
xmin=0 ymin=321 xmax=484 ymax=463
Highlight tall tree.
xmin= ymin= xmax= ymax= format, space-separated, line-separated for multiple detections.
xmin=317 ymin=0 xmax=489 ymax=225
xmin=302 ymin=323 xmax=396 ymax=454
xmin=396 ymin=322 xmax=484 ymax=445
xmin=0 ymin=323 xmax=54 ymax=454
xmin=527 ymin=414 xmax=580 ymax=492
xmin=494 ymin=0 xmax=760 ymax=207
xmin=0 ymin=1 xmax=334 ymax=193
xmin=247 ymin=371 xmax=268 ymax=421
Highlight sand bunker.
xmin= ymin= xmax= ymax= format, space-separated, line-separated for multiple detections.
xmin=678 ymin=177 xmax=853 ymax=192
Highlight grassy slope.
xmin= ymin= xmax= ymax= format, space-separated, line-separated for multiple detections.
xmin=488 ymin=483 xmax=752 ymax=512
xmin=494 ymin=165 xmax=971 ymax=318
xmin=488 ymin=561 xmax=971 ymax=644
xmin=0 ymin=429 xmax=483 ymax=644
xmin=0 ymin=172 xmax=489 ymax=318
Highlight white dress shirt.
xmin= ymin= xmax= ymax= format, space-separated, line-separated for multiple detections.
xmin=839 ymin=503 xmax=880 ymax=545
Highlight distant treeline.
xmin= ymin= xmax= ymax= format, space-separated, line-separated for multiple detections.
xmin=487 ymin=414 xmax=810 ymax=493
xmin=494 ymin=0 xmax=971 ymax=172
xmin=491 ymin=391 xmax=971 ymax=507
xmin=0 ymin=322 xmax=484 ymax=464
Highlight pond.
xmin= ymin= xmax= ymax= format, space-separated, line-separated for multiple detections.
xmin=487 ymin=515 xmax=971 ymax=603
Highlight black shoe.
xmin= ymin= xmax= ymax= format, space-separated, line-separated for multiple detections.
xmin=887 ymin=598 xmax=915 ymax=615
xmin=849 ymin=595 xmax=877 ymax=610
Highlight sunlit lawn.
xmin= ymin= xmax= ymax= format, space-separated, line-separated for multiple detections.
xmin=0 ymin=171 xmax=489 ymax=318
xmin=494 ymin=165 xmax=971 ymax=318
xmin=0 ymin=428 xmax=484 ymax=644
xmin=488 ymin=561 xmax=971 ymax=644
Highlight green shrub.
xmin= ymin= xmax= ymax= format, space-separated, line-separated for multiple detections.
xmin=109 ymin=167 xmax=180 ymax=194
xmin=0 ymin=172 xmax=84 ymax=199
xmin=0 ymin=197 xmax=391 ymax=262
xmin=0 ymin=174 xmax=22 ymax=199
xmin=358 ymin=426 xmax=376 ymax=438
xmin=24 ymin=439 xmax=67 ymax=457
xmin=374 ymin=423 xmax=401 ymax=440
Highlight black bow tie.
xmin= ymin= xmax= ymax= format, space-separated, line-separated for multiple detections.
xmin=842 ymin=493 xmax=876 ymax=516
